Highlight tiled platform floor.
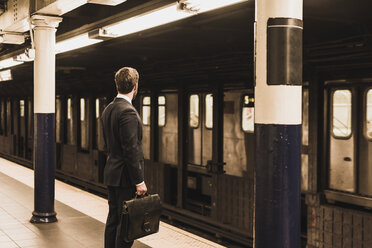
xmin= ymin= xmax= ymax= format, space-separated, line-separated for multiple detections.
xmin=0 ymin=158 xmax=225 ymax=248
xmin=0 ymin=171 xmax=149 ymax=248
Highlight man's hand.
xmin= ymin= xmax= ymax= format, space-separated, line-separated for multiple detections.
xmin=136 ymin=182 xmax=147 ymax=195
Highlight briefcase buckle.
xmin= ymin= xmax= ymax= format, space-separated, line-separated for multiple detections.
xmin=143 ymin=221 xmax=151 ymax=233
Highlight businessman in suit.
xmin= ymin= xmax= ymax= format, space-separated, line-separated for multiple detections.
xmin=102 ymin=67 xmax=147 ymax=248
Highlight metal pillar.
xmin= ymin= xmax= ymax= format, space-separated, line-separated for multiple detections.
xmin=30 ymin=15 xmax=62 ymax=224
xmin=254 ymin=0 xmax=303 ymax=247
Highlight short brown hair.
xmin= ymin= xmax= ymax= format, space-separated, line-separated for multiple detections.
xmin=114 ymin=67 xmax=139 ymax=94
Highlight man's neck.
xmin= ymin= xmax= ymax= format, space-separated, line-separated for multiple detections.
xmin=118 ymin=92 xmax=133 ymax=100
xmin=117 ymin=93 xmax=133 ymax=104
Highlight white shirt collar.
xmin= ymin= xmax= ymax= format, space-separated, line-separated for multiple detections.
xmin=117 ymin=93 xmax=132 ymax=104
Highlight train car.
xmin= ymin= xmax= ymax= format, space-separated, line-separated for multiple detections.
xmin=0 ymin=0 xmax=372 ymax=247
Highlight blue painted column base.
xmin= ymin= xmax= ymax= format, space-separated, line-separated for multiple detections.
xmin=255 ymin=124 xmax=301 ymax=248
xmin=30 ymin=113 xmax=57 ymax=224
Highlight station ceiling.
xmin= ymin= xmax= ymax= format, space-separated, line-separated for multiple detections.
xmin=0 ymin=0 xmax=372 ymax=95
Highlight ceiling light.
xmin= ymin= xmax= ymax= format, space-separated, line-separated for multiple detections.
xmin=55 ymin=33 xmax=103 ymax=54
xmin=0 ymin=69 xmax=12 ymax=81
xmin=102 ymin=0 xmax=247 ymax=38
xmin=102 ymin=4 xmax=193 ymax=38
xmin=88 ymin=0 xmax=127 ymax=6
xmin=0 ymin=58 xmax=24 ymax=70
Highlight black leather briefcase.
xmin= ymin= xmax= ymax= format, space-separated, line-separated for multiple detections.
xmin=120 ymin=193 xmax=162 ymax=242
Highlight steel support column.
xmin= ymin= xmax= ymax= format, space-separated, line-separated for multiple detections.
xmin=254 ymin=0 xmax=303 ymax=247
xmin=30 ymin=15 xmax=62 ymax=224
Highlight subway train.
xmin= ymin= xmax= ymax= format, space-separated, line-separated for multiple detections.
xmin=1 ymin=0 xmax=372 ymax=247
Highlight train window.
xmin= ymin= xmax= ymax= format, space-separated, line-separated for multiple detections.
xmin=366 ymin=89 xmax=372 ymax=139
xmin=96 ymin=98 xmax=100 ymax=119
xmin=301 ymin=88 xmax=309 ymax=192
xmin=142 ymin=96 xmax=151 ymax=159
xmin=332 ymin=90 xmax=352 ymax=138
xmin=80 ymin=98 xmax=89 ymax=150
xmin=66 ymin=98 xmax=75 ymax=145
xmin=142 ymin=96 xmax=151 ymax=126
xmin=19 ymin=100 xmax=25 ymax=117
xmin=158 ymin=96 xmax=166 ymax=127
xmin=189 ymin=94 xmax=199 ymax=128
xmin=205 ymin=94 xmax=213 ymax=129
xmin=242 ymin=95 xmax=254 ymax=132
xmin=67 ymin=98 xmax=72 ymax=120
xmin=56 ymin=98 xmax=62 ymax=143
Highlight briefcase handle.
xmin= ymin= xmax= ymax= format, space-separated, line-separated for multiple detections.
xmin=135 ymin=192 xmax=149 ymax=199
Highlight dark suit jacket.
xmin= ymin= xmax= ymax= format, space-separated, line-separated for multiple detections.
xmin=101 ymin=97 xmax=144 ymax=187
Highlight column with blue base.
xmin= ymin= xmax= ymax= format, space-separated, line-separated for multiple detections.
xmin=30 ymin=15 xmax=62 ymax=224
xmin=254 ymin=0 xmax=303 ymax=247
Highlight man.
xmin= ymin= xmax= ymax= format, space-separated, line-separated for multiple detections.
xmin=102 ymin=67 xmax=147 ymax=248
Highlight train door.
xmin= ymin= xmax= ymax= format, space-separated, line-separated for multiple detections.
xmin=185 ymin=92 xmax=213 ymax=216
xmin=327 ymin=83 xmax=372 ymax=196
xmin=158 ymin=93 xmax=178 ymax=205
xmin=328 ymin=86 xmax=356 ymax=192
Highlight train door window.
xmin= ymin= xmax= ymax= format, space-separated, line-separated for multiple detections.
xmin=301 ymin=88 xmax=309 ymax=192
xmin=95 ymin=98 xmax=106 ymax=151
xmin=56 ymin=98 xmax=62 ymax=143
xmin=66 ymin=98 xmax=75 ymax=145
xmin=242 ymin=95 xmax=254 ymax=132
xmin=79 ymin=98 xmax=89 ymax=151
xmin=141 ymin=96 xmax=151 ymax=159
xmin=366 ymin=89 xmax=372 ymax=139
xmin=205 ymin=94 xmax=213 ymax=129
xmin=332 ymin=90 xmax=352 ymax=138
xmin=329 ymin=89 xmax=354 ymax=192
xmin=159 ymin=94 xmax=178 ymax=165
xmin=158 ymin=96 xmax=166 ymax=127
xmin=189 ymin=94 xmax=199 ymax=128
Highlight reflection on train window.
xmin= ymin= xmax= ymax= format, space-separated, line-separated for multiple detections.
xmin=56 ymin=98 xmax=62 ymax=143
xmin=242 ymin=95 xmax=254 ymax=132
xmin=367 ymin=89 xmax=372 ymax=139
xmin=189 ymin=94 xmax=199 ymax=128
xmin=19 ymin=100 xmax=25 ymax=117
xmin=332 ymin=90 xmax=352 ymax=137
xmin=158 ymin=96 xmax=166 ymax=127
xmin=80 ymin=98 xmax=89 ymax=150
xmin=95 ymin=98 xmax=105 ymax=150
xmin=66 ymin=98 xmax=75 ymax=145
xmin=142 ymin=96 xmax=151 ymax=126
xmin=205 ymin=94 xmax=213 ymax=129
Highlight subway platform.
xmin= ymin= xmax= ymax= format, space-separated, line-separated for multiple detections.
xmin=0 ymin=157 xmax=225 ymax=248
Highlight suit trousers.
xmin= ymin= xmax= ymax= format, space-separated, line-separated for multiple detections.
xmin=105 ymin=186 xmax=135 ymax=248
